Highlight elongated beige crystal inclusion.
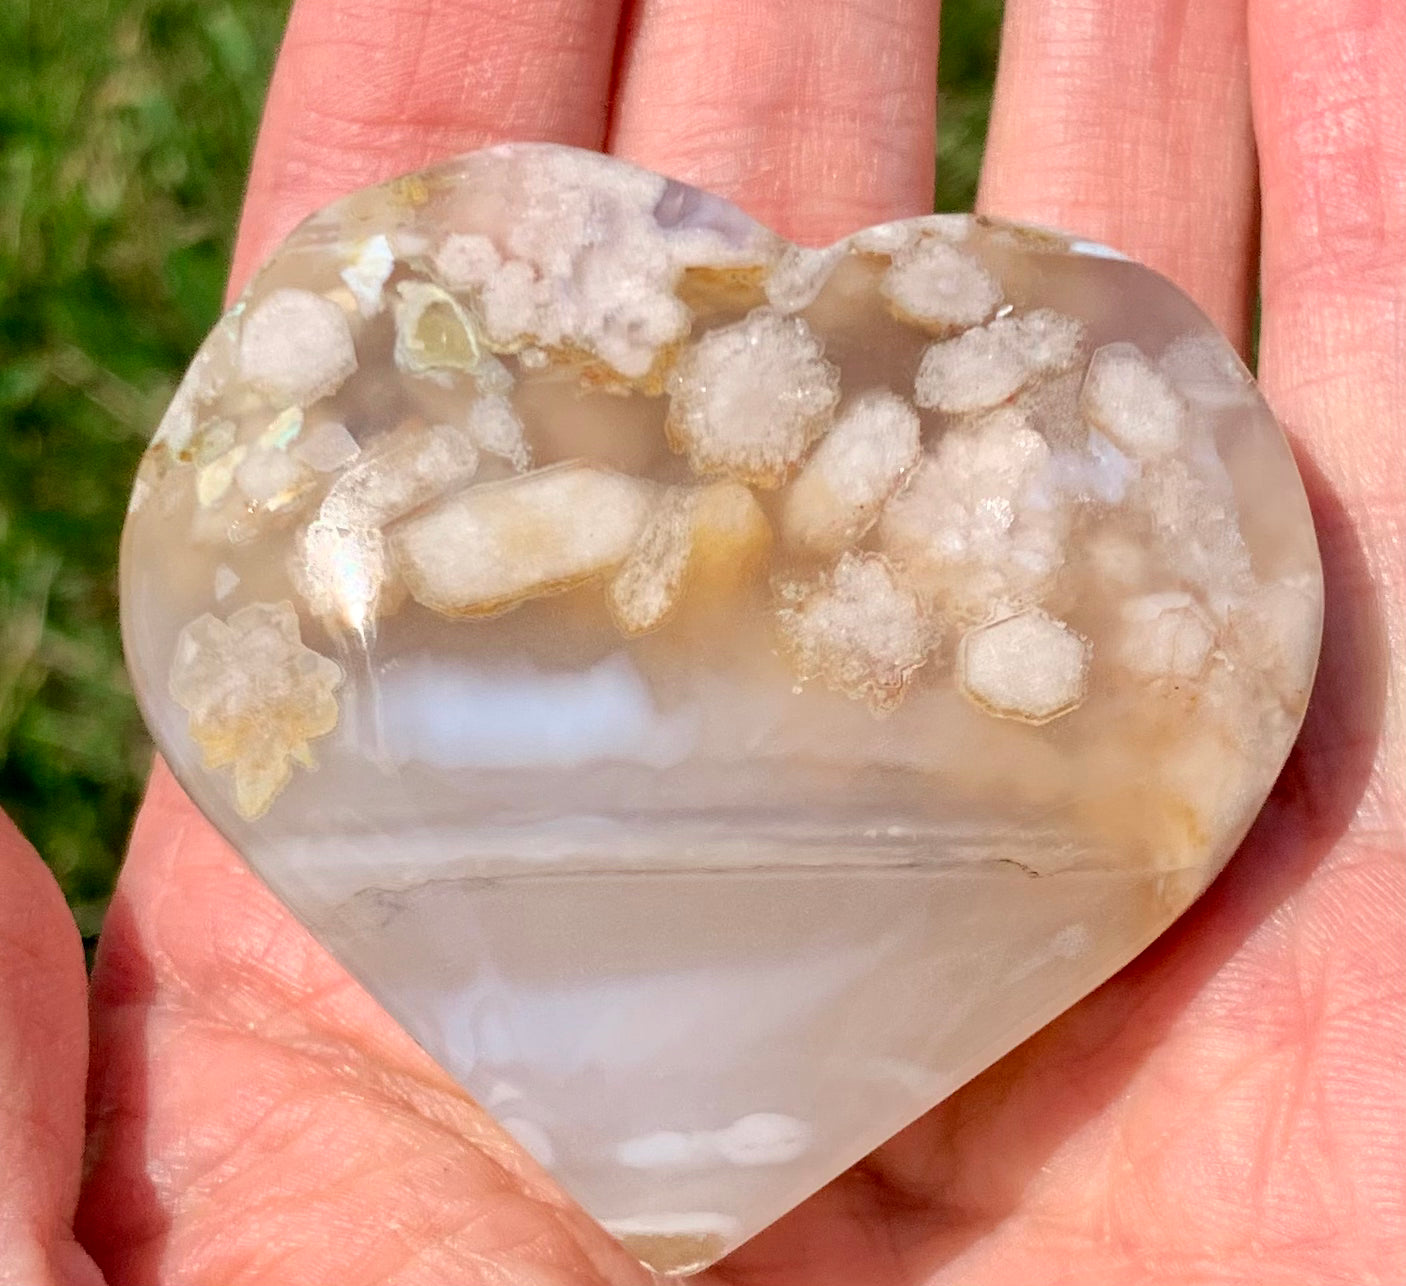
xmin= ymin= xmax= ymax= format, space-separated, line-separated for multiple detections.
xmin=122 ymin=143 xmax=1322 ymax=1278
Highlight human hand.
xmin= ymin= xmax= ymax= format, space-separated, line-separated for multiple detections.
xmin=5 ymin=0 xmax=1403 ymax=1281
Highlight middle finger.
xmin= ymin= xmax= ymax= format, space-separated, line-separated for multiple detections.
xmin=608 ymin=0 xmax=942 ymax=245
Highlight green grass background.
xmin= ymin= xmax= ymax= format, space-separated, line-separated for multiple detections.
xmin=0 ymin=0 xmax=1003 ymax=935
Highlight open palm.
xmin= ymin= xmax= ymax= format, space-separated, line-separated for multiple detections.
xmin=3 ymin=0 xmax=1402 ymax=1282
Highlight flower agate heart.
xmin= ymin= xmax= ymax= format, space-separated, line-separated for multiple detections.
xmin=120 ymin=143 xmax=1322 ymax=1275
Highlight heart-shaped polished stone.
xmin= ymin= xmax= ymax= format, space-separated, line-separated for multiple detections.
xmin=120 ymin=143 xmax=1322 ymax=1276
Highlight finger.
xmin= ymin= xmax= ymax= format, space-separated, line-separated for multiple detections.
xmin=1251 ymin=0 xmax=1406 ymax=809
xmin=979 ymin=0 xmax=1259 ymax=347
xmin=607 ymin=0 xmax=941 ymax=244
xmin=231 ymin=0 xmax=627 ymax=288
xmin=0 ymin=813 xmax=103 ymax=1285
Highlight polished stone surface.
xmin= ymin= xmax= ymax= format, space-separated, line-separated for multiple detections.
xmin=121 ymin=143 xmax=1323 ymax=1275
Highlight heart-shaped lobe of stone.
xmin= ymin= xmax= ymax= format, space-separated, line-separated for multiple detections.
xmin=121 ymin=143 xmax=1322 ymax=1275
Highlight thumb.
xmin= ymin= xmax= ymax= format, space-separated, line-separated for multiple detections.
xmin=0 ymin=811 xmax=103 ymax=1286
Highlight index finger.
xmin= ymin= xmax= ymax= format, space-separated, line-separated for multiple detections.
xmin=230 ymin=0 xmax=627 ymax=288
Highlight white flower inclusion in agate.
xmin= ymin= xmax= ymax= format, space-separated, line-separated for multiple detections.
xmin=120 ymin=143 xmax=1323 ymax=1276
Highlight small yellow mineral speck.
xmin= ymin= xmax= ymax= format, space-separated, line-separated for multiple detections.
xmin=389 ymin=174 xmax=431 ymax=208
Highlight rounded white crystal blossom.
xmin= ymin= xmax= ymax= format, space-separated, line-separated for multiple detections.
xmin=666 ymin=308 xmax=840 ymax=488
xmin=167 ymin=601 xmax=343 ymax=818
xmin=958 ymin=608 xmax=1090 ymax=723
xmin=238 ymin=288 xmax=358 ymax=404
xmin=781 ymin=389 xmax=921 ymax=555
xmin=881 ymin=235 xmax=1002 ymax=331
xmin=777 ymin=551 xmax=933 ymax=711
xmin=1081 ymin=342 xmax=1187 ymax=459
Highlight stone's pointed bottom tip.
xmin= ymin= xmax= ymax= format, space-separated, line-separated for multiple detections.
xmin=119 ymin=141 xmax=1324 ymax=1259
xmin=613 ymin=1230 xmax=730 ymax=1278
